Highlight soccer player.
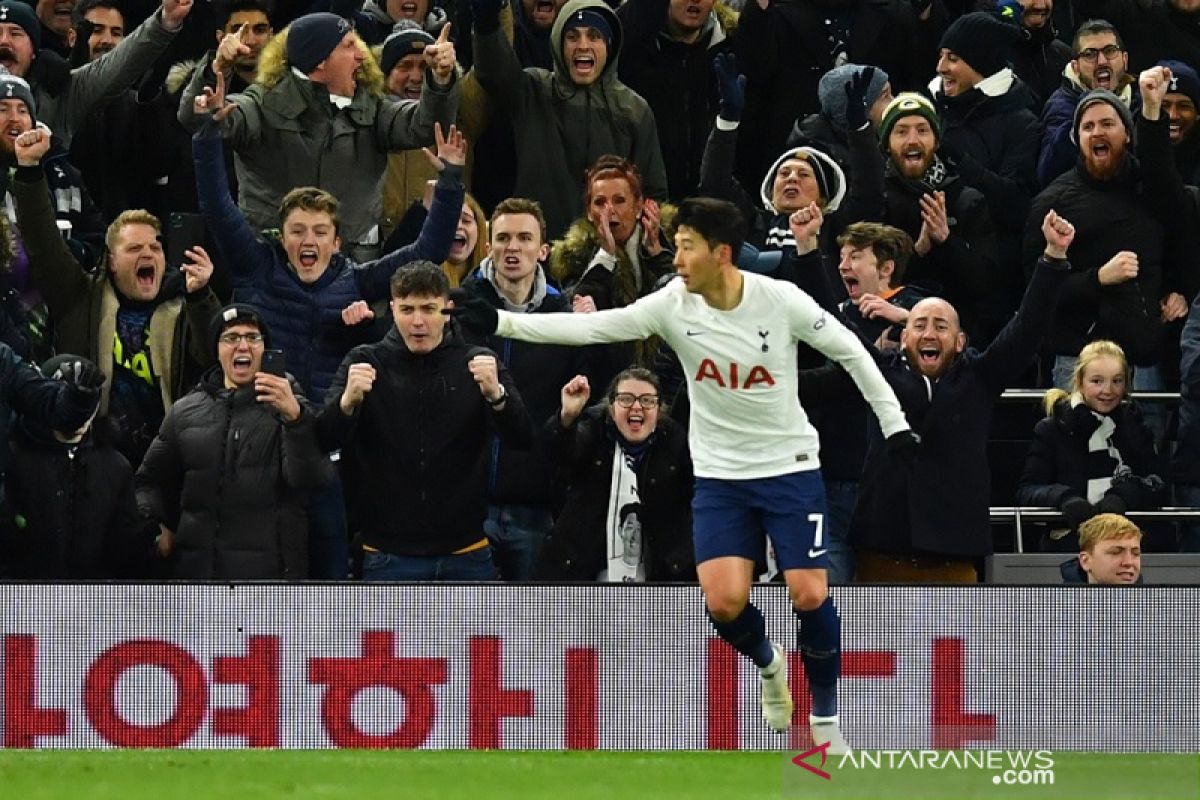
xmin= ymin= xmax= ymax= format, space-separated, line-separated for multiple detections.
xmin=451 ymin=196 xmax=917 ymax=752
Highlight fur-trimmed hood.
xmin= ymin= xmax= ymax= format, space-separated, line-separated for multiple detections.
xmin=550 ymin=203 xmax=676 ymax=305
xmin=255 ymin=24 xmax=386 ymax=96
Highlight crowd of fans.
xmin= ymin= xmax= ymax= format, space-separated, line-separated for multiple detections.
xmin=0 ymin=0 xmax=1194 ymax=586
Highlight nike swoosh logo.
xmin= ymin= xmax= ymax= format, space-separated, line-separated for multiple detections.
xmin=686 ymin=330 xmax=706 ymax=336
xmin=808 ymin=548 xmax=828 ymax=559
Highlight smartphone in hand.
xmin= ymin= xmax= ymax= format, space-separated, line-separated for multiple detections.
xmin=261 ymin=349 xmax=286 ymax=378
xmin=167 ymin=212 xmax=206 ymax=269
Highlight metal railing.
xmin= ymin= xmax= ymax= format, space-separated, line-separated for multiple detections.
xmin=990 ymin=507 xmax=1200 ymax=553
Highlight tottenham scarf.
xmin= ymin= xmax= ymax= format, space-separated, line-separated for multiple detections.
xmin=602 ymin=442 xmax=646 ymax=582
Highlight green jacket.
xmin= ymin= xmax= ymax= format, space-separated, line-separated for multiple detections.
xmin=178 ymin=60 xmax=458 ymax=246
xmin=473 ymin=0 xmax=668 ymax=239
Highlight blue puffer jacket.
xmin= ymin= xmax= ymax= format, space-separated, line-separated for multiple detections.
xmin=194 ymin=122 xmax=463 ymax=403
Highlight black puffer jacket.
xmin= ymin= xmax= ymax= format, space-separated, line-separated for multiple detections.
xmin=1 ymin=418 xmax=146 ymax=578
xmin=136 ymin=367 xmax=333 ymax=580
xmin=1017 ymin=399 xmax=1166 ymax=509
xmin=534 ymin=404 xmax=696 ymax=581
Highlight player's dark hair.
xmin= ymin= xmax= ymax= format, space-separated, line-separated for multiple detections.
xmin=675 ymin=197 xmax=746 ymax=258
xmin=390 ymin=261 xmax=450 ymax=299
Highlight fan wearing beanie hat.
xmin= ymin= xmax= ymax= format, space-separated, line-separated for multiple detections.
xmin=0 ymin=65 xmax=36 ymax=124
xmin=818 ymin=64 xmax=892 ymax=132
xmin=760 ymin=147 xmax=847 ymax=216
xmin=211 ymin=303 xmax=272 ymax=382
xmin=286 ymin=12 xmax=355 ymax=75
xmin=0 ymin=1 xmax=40 ymax=76
xmin=1158 ymin=60 xmax=1200 ymax=146
xmin=936 ymin=12 xmax=1022 ymax=96
xmin=878 ymin=93 xmax=943 ymax=180
xmin=1071 ymin=88 xmax=1134 ymax=183
xmin=560 ymin=7 xmax=613 ymax=87
xmin=379 ymin=20 xmax=436 ymax=100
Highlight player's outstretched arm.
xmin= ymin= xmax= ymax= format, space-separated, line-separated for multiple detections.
xmin=451 ymin=288 xmax=666 ymax=346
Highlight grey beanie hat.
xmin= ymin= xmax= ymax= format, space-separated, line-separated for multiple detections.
xmin=1072 ymin=88 xmax=1136 ymax=146
xmin=818 ymin=64 xmax=890 ymax=130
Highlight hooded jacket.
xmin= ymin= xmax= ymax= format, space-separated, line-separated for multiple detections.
xmin=177 ymin=29 xmax=459 ymax=246
xmin=473 ymin=0 xmax=669 ymax=239
xmin=136 ymin=366 xmax=333 ymax=580
xmin=317 ymin=325 xmax=535 ymax=556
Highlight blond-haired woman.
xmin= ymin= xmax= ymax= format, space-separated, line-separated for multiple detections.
xmin=1017 ymin=340 xmax=1166 ymax=552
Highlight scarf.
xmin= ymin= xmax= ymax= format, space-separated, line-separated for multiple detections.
xmin=601 ymin=440 xmax=646 ymax=582
xmin=1076 ymin=399 xmax=1125 ymax=503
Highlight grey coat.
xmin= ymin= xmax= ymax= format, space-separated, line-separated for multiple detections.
xmin=178 ymin=62 xmax=459 ymax=245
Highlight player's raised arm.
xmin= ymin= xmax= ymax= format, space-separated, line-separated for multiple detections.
xmin=449 ymin=287 xmax=665 ymax=345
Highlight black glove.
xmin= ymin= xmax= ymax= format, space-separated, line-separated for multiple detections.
xmin=447 ymin=288 xmax=499 ymax=334
xmin=471 ymin=0 xmax=507 ymax=34
xmin=1095 ymin=493 xmax=1128 ymax=515
xmin=1058 ymin=495 xmax=1096 ymax=529
xmin=55 ymin=358 xmax=105 ymax=390
xmin=886 ymin=429 xmax=921 ymax=462
xmin=844 ymin=66 xmax=875 ymax=131
xmin=713 ymin=52 xmax=746 ymax=123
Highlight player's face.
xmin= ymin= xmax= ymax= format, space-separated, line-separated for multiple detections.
xmin=488 ymin=212 xmax=548 ymax=285
xmin=672 ymin=224 xmax=724 ymax=296
xmin=1164 ymin=92 xmax=1198 ymax=144
xmin=887 ymin=116 xmax=937 ymax=180
xmin=901 ymin=298 xmax=965 ymax=378
xmin=282 ymin=208 xmax=340 ymax=283
xmin=609 ymin=378 xmax=659 ymax=443
xmin=449 ymin=205 xmax=480 ymax=267
xmin=838 ymin=244 xmax=890 ymax=302
xmin=936 ymin=49 xmax=983 ymax=97
xmin=587 ymin=177 xmax=643 ymax=246
xmin=391 ymin=292 xmax=448 ymax=354
xmin=771 ymin=158 xmax=821 ymax=214
xmin=1078 ymin=355 xmax=1126 ymax=415
xmin=1080 ymin=535 xmax=1141 ymax=584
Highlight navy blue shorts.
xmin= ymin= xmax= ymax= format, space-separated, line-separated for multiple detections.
xmin=692 ymin=471 xmax=830 ymax=571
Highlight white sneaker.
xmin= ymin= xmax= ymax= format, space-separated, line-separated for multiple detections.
xmin=760 ymin=643 xmax=793 ymax=732
xmin=810 ymin=714 xmax=851 ymax=755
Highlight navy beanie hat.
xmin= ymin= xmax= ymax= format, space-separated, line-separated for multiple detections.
xmin=562 ymin=9 xmax=612 ymax=45
xmin=287 ymin=12 xmax=352 ymax=74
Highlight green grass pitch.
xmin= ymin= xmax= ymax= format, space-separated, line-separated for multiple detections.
xmin=0 ymin=750 xmax=1195 ymax=799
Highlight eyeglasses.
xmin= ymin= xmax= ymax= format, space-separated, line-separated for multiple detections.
xmin=1076 ymin=45 xmax=1122 ymax=62
xmin=218 ymin=332 xmax=265 ymax=345
xmin=612 ymin=393 xmax=660 ymax=408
